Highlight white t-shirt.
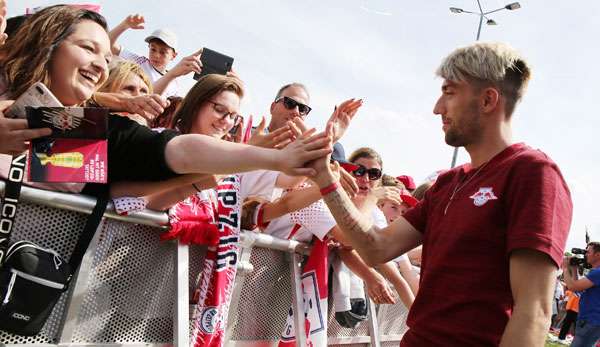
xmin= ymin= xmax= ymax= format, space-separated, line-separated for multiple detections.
xmin=264 ymin=195 xmax=336 ymax=243
xmin=119 ymin=49 xmax=180 ymax=97
xmin=245 ymin=175 xmax=336 ymax=243
xmin=239 ymin=170 xmax=279 ymax=201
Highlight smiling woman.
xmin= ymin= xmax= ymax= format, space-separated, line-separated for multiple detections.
xmin=0 ymin=5 xmax=111 ymax=105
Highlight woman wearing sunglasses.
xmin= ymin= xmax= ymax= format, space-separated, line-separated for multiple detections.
xmin=335 ymin=147 xmax=416 ymax=308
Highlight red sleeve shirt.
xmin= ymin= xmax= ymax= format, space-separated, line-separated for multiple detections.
xmin=401 ymin=143 xmax=572 ymax=347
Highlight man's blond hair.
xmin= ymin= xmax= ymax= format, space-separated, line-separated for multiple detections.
xmin=436 ymin=42 xmax=531 ymax=117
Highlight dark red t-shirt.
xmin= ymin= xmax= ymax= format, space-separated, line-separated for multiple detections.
xmin=401 ymin=143 xmax=572 ymax=347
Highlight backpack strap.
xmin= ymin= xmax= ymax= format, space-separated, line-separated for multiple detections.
xmin=68 ymin=185 xmax=109 ymax=270
xmin=0 ymin=153 xmax=27 ymax=265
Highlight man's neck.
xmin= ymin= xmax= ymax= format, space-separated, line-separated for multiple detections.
xmin=465 ymin=118 xmax=513 ymax=167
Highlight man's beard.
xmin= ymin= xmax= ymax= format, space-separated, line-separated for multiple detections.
xmin=444 ymin=101 xmax=481 ymax=147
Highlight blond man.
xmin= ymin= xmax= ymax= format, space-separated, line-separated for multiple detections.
xmin=309 ymin=42 xmax=573 ymax=346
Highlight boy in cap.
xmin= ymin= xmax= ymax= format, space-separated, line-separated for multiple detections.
xmin=109 ymin=14 xmax=201 ymax=97
xmin=378 ymin=175 xmax=418 ymax=224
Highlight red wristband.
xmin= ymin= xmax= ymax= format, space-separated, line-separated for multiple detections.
xmin=320 ymin=181 xmax=339 ymax=196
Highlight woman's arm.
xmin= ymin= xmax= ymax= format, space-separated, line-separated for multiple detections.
xmin=261 ymin=185 xmax=321 ymax=222
xmin=110 ymin=173 xmax=217 ymax=198
xmin=145 ymin=175 xmax=219 ymax=211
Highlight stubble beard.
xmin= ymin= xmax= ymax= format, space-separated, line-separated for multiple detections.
xmin=444 ymin=100 xmax=481 ymax=148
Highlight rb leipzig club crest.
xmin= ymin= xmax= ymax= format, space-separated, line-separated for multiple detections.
xmin=469 ymin=187 xmax=498 ymax=207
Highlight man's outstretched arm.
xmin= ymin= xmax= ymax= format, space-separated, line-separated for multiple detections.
xmin=311 ymin=156 xmax=422 ymax=266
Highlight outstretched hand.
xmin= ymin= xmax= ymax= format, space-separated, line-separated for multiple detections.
xmin=122 ymin=14 xmax=145 ymax=30
xmin=169 ymin=49 xmax=203 ymax=77
xmin=247 ymin=116 xmax=294 ymax=149
xmin=304 ymin=122 xmax=336 ymax=184
xmin=122 ymin=94 xmax=170 ymax=121
xmin=276 ymin=128 xmax=332 ymax=177
xmin=328 ymin=98 xmax=363 ymax=143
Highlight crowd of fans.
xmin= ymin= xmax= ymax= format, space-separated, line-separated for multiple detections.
xmin=0 ymin=2 xmax=583 ymax=347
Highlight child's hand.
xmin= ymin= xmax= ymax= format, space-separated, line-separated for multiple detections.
xmin=122 ymin=14 xmax=145 ymax=30
xmin=169 ymin=50 xmax=203 ymax=77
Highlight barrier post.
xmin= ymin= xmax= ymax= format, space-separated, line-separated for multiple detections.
xmin=289 ymin=253 xmax=307 ymax=347
xmin=365 ymin=287 xmax=381 ymax=347
xmin=174 ymin=240 xmax=189 ymax=347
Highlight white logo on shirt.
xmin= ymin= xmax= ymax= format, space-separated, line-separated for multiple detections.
xmin=470 ymin=187 xmax=498 ymax=207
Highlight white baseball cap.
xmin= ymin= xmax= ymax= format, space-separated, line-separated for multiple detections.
xmin=144 ymin=28 xmax=178 ymax=52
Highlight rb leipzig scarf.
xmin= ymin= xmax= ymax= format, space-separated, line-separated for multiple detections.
xmin=188 ymin=176 xmax=241 ymax=347
xmin=278 ymin=228 xmax=328 ymax=347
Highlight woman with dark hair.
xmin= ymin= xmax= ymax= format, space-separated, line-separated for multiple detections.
xmin=111 ymin=73 xmax=246 ymax=210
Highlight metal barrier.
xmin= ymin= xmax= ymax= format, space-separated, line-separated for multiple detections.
xmin=0 ymin=183 xmax=408 ymax=346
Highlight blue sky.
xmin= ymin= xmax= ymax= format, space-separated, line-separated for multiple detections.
xmin=14 ymin=0 xmax=600 ymax=248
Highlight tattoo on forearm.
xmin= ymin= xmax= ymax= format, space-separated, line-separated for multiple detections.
xmin=323 ymin=187 xmax=377 ymax=244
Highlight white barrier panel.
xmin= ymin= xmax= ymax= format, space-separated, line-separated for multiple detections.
xmin=0 ymin=183 xmax=409 ymax=346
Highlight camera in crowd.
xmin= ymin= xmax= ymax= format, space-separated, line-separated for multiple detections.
xmin=569 ymin=247 xmax=592 ymax=269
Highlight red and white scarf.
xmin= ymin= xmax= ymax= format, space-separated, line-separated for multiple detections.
xmin=278 ymin=226 xmax=329 ymax=347
xmin=164 ymin=176 xmax=241 ymax=347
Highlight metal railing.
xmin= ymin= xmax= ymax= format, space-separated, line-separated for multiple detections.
xmin=0 ymin=183 xmax=408 ymax=346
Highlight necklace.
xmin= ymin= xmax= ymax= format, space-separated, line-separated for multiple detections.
xmin=443 ymin=160 xmax=490 ymax=215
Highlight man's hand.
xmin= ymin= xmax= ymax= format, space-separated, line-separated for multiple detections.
xmin=304 ymin=122 xmax=337 ymax=185
xmin=0 ymin=101 xmax=52 ymax=156
xmin=247 ymin=116 xmax=294 ymax=149
xmin=328 ymin=98 xmax=363 ymax=143
xmin=122 ymin=94 xmax=169 ymax=122
xmin=168 ymin=49 xmax=203 ymax=78
xmin=275 ymin=128 xmax=332 ymax=176
xmin=365 ymin=272 xmax=396 ymax=305
xmin=122 ymin=14 xmax=145 ymax=30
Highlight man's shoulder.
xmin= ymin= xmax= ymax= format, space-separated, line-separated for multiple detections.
xmin=587 ymin=267 xmax=600 ymax=278
xmin=507 ymin=143 xmax=558 ymax=168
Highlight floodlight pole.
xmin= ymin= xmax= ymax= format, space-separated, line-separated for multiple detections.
xmin=449 ymin=1 xmax=520 ymax=168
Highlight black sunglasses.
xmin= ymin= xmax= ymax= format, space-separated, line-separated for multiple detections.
xmin=352 ymin=165 xmax=382 ymax=181
xmin=275 ymin=96 xmax=312 ymax=116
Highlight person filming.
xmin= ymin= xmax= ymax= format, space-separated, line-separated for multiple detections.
xmin=563 ymin=242 xmax=600 ymax=347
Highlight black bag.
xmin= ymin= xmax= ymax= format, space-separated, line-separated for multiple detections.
xmin=334 ymin=298 xmax=368 ymax=328
xmin=0 ymin=154 xmax=108 ymax=336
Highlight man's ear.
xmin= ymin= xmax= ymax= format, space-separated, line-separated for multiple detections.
xmin=270 ymin=101 xmax=276 ymax=115
xmin=481 ymin=87 xmax=501 ymax=113
xmin=172 ymin=50 xmax=178 ymax=60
